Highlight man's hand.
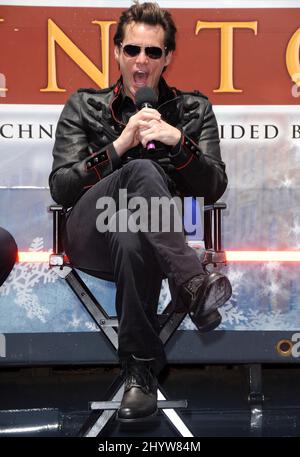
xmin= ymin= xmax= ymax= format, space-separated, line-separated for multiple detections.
xmin=138 ymin=117 xmax=181 ymax=148
xmin=113 ymin=108 xmax=161 ymax=157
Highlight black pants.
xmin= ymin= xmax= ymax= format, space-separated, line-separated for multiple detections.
xmin=64 ymin=160 xmax=204 ymax=374
xmin=0 ymin=227 xmax=17 ymax=287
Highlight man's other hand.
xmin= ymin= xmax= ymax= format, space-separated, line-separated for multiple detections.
xmin=113 ymin=108 xmax=161 ymax=156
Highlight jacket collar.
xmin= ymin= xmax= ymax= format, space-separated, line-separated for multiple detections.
xmin=111 ymin=76 xmax=177 ymax=124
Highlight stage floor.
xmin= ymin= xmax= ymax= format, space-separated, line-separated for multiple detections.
xmin=0 ymin=364 xmax=299 ymax=437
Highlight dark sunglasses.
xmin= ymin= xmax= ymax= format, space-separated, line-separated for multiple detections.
xmin=120 ymin=43 xmax=166 ymax=60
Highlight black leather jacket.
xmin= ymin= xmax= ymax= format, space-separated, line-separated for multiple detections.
xmin=49 ymin=77 xmax=227 ymax=208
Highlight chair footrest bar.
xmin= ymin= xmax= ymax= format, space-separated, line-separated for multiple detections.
xmin=100 ymin=319 xmax=118 ymax=327
xmin=89 ymin=400 xmax=188 ymax=410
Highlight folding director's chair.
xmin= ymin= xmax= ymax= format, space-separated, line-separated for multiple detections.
xmin=49 ymin=202 xmax=227 ymax=437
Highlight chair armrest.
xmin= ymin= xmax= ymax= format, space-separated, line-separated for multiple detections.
xmin=203 ymin=202 xmax=227 ymax=253
xmin=48 ymin=205 xmax=67 ymax=255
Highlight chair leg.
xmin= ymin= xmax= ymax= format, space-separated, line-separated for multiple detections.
xmin=80 ymin=378 xmax=124 ymax=437
xmin=53 ymin=266 xmax=119 ymax=348
xmin=52 ymin=267 xmax=193 ymax=436
xmin=84 ymin=383 xmax=191 ymax=437
xmin=247 ymin=364 xmax=264 ymax=436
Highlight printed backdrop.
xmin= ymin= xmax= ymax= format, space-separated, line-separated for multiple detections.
xmin=0 ymin=1 xmax=300 ymax=332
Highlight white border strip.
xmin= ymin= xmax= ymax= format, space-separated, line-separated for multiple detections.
xmin=0 ymin=105 xmax=63 ymax=113
xmin=0 ymin=186 xmax=50 ymax=189
xmin=214 ymin=105 xmax=300 ymax=113
xmin=1 ymin=105 xmax=299 ymax=113
xmin=1 ymin=1 xmax=300 ymax=8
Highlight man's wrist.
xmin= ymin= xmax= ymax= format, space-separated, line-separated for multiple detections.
xmin=113 ymin=138 xmax=125 ymax=157
xmin=169 ymin=128 xmax=181 ymax=147
xmin=170 ymin=131 xmax=183 ymax=156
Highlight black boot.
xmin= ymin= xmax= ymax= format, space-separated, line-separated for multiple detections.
xmin=117 ymin=356 xmax=158 ymax=423
xmin=180 ymin=272 xmax=232 ymax=332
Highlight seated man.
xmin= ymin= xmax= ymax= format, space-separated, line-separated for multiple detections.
xmin=0 ymin=227 xmax=17 ymax=287
xmin=49 ymin=1 xmax=232 ymax=422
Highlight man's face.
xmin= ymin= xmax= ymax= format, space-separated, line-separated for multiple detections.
xmin=114 ymin=22 xmax=172 ymax=100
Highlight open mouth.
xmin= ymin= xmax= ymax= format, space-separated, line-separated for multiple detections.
xmin=133 ymin=70 xmax=149 ymax=86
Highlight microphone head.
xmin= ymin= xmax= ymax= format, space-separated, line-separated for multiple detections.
xmin=135 ymin=87 xmax=158 ymax=109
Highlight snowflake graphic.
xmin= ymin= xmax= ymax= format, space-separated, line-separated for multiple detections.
xmin=180 ymin=315 xmax=197 ymax=331
xmin=0 ymin=237 xmax=57 ymax=323
xmin=289 ymin=215 xmax=300 ymax=249
xmin=217 ymin=265 xmax=247 ymax=328
xmin=68 ymin=312 xmax=99 ymax=331
xmin=219 ymin=303 xmax=247 ymax=326
xmin=1 ymin=237 xmax=299 ymax=332
xmin=279 ymin=176 xmax=293 ymax=189
xmin=157 ymin=279 xmax=171 ymax=313
xmin=262 ymin=262 xmax=281 ymax=273
xmin=69 ymin=312 xmax=84 ymax=329
xmin=237 ymin=309 xmax=289 ymax=330
xmin=85 ymin=321 xmax=100 ymax=332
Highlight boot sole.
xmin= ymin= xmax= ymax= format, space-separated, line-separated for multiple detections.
xmin=117 ymin=408 xmax=158 ymax=423
xmin=189 ymin=275 xmax=232 ymax=332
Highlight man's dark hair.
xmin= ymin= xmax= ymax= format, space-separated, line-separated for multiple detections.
xmin=113 ymin=1 xmax=177 ymax=53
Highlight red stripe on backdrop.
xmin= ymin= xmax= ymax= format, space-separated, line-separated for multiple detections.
xmin=17 ymin=251 xmax=300 ymax=263
xmin=0 ymin=6 xmax=299 ymax=104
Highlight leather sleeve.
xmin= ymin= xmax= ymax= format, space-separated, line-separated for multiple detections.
xmin=170 ymin=98 xmax=227 ymax=203
xmin=49 ymin=91 xmax=121 ymax=208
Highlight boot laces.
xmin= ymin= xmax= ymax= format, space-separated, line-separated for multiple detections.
xmin=123 ymin=361 xmax=154 ymax=394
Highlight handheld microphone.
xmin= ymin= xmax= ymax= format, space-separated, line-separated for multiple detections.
xmin=135 ymin=87 xmax=158 ymax=151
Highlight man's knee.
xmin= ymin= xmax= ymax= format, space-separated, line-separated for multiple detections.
xmin=123 ymin=159 xmax=166 ymax=180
